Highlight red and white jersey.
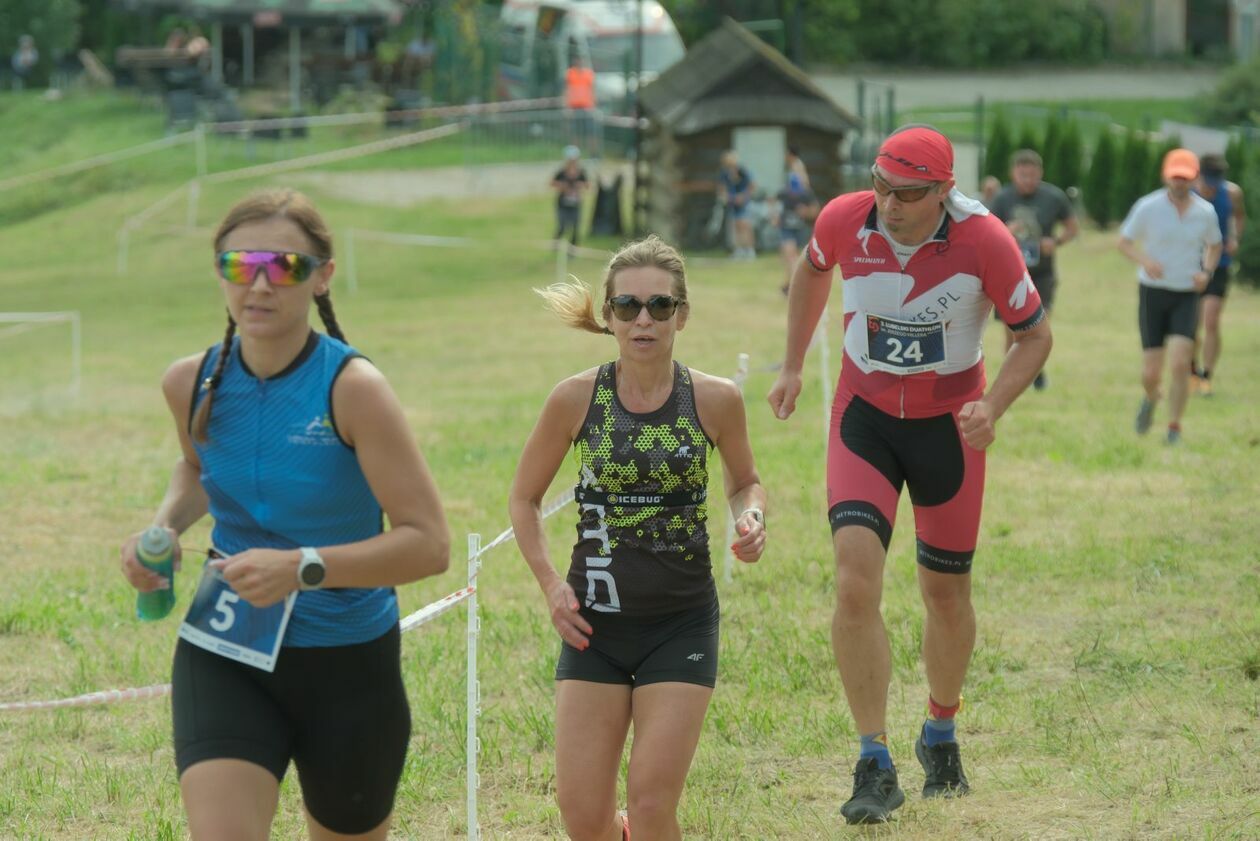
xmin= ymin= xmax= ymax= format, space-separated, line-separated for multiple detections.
xmin=808 ymin=191 xmax=1044 ymax=418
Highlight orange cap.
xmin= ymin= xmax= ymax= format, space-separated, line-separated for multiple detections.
xmin=1162 ymin=148 xmax=1199 ymax=181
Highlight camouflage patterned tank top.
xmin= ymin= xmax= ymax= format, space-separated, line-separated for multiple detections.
xmin=567 ymin=361 xmax=716 ymax=617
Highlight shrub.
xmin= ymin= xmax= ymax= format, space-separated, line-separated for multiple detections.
xmin=1084 ymin=131 xmax=1117 ymax=227
xmin=984 ymin=110 xmax=1013 ymax=180
xmin=1199 ymin=57 xmax=1260 ymax=128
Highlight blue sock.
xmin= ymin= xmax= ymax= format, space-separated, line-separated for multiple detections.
xmin=859 ymin=732 xmax=892 ymax=769
xmin=923 ymin=717 xmax=956 ymax=747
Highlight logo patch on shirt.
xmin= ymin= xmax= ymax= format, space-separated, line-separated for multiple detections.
xmin=1009 ymin=272 xmax=1035 ymax=310
xmin=287 ymin=414 xmax=340 ymax=446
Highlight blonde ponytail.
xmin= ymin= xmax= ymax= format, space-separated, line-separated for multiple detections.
xmin=534 ymin=278 xmax=609 ymax=335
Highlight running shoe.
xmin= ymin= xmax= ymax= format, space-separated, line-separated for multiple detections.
xmin=1135 ymin=397 xmax=1155 ymax=435
xmin=1199 ymin=378 xmax=1214 ymax=397
xmin=1032 ymin=371 xmax=1047 ymax=391
xmin=840 ymin=757 xmax=905 ymax=824
xmin=1166 ymin=427 xmax=1182 ymax=446
xmin=915 ymin=732 xmax=971 ymax=798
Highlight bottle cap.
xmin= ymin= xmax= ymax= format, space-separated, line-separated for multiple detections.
xmin=139 ymin=526 xmax=172 ymax=558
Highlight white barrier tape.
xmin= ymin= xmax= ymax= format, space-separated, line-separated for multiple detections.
xmin=0 ymin=683 xmax=172 ymax=712
xmin=470 ymin=487 xmax=576 ymax=570
xmin=122 ymin=181 xmax=196 ymax=232
xmin=0 ymin=132 xmax=197 ymax=194
xmin=399 ymin=585 xmax=474 ymax=633
xmin=3 ymin=581 xmax=475 ymax=712
xmin=202 ymin=123 xmax=464 ymax=185
xmin=3 ymin=488 xmax=575 ymax=713
xmin=207 ymin=98 xmax=564 ymax=133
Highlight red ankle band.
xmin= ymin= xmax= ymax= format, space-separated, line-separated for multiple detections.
xmin=928 ymin=696 xmax=961 ymax=719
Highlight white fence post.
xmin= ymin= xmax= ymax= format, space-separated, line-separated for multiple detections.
xmin=466 ymin=534 xmax=482 ymax=841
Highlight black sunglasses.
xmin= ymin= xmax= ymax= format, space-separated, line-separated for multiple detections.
xmin=607 ymin=294 xmax=685 ymax=322
xmin=870 ymin=166 xmax=939 ymax=203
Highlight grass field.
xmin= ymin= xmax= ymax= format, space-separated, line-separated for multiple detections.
xmin=1 ymin=166 xmax=1259 ymax=840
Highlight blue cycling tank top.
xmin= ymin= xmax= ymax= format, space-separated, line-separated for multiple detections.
xmin=191 ymin=331 xmax=397 ymax=647
xmin=1197 ymin=181 xmax=1233 ymax=268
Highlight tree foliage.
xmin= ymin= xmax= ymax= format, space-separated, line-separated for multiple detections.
xmin=1055 ymin=119 xmax=1084 ymax=190
xmin=1083 ymin=130 xmax=1116 ymax=228
xmin=1199 ymin=57 xmax=1260 ymax=128
xmin=983 ymin=110 xmax=1012 ymax=181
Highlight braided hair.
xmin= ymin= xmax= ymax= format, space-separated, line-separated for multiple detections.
xmin=192 ymin=189 xmax=342 ymax=443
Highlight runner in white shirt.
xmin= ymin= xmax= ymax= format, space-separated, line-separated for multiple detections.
xmin=1118 ymin=148 xmax=1222 ymax=445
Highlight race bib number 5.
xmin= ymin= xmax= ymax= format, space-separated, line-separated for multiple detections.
xmin=864 ymin=313 xmax=947 ymax=375
xmin=178 ymin=562 xmax=296 ymax=672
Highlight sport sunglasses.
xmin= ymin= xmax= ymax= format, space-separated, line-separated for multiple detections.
xmin=870 ymin=166 xmax=940 ymax=203
xmin=606 ymin=294 xmax=685 ymax=322
xmin=215 ymin=250 xmax=329 ymax=286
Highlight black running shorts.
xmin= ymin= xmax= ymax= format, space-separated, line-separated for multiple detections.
xmin=172 ymin=625 xmax=410 ymax=834
xmin=1202 ymin=264 xmax=1230 ymax=299
xmin=555 ymin=597 xmax=719 ymax=688
xmin=1138 ymin=285 xmax=1198 ymax=349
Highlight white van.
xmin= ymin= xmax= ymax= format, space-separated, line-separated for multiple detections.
xmin=498 ymin=0 xmax=686 ymax=114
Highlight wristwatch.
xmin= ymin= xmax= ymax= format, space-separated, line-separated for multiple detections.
xmin=740 ymin=508 xmax=765 ymax=526
xmin=297 ymin=547 xmax=326 ymax=590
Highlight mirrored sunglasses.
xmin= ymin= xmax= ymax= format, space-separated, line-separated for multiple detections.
xmin=870 ymin=167 xmax=938 ymax=203
xmin=216 ymin=250 xmax=328 ymax=286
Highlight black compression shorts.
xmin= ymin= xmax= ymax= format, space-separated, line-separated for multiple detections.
xmin=1138 ymin=285 xmax=1198 ymax=349
xmin=1202 ymin=264 xmax=1230 ymax=299
xmin=172 ymin=625 xmax=410 ymax=834
xmin=556 ymin=597 xmax=719 ymax=688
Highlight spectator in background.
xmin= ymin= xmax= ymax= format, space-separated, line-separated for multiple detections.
xmin=552 ymin=145 xmax=590 ymax=247
xmin=565 ymin=55 xmax=597 ymax=150
xmin=11 ymin=34 xmax=38 ymax=90
xmin=717 ymin=151 xmax=757 ymax=260
xmin=164 ymin=27 xmax=188 ymax=53
xmin=774 ymin=146 xmax=820 ymax=295
xmin=1191 ymin=153 xmax=1246 ymax=396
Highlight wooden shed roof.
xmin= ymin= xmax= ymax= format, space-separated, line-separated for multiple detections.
xmin=639 ymin=18 xmax=860 ymax=136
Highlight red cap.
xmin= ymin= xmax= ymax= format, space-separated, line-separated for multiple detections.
xmin=876 ymin=127 xmax=954 ymax=182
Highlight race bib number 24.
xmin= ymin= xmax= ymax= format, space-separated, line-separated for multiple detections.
xmin=864 ymin=313 xmax=947 ymax=375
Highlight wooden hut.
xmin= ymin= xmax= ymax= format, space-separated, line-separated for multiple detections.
xmin=636 ymin=18 xmax=859 ymax=248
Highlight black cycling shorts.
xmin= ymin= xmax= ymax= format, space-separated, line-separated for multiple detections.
xmin=1138 ymin=285 xmax=1198 ymax=349
xmin=556 ymin=597 xmax=719 ymax=688
xmin=172 ymin=625 xmax=411 ymax=834
xmin=1202 ymin=264 xmax=1230 ymax=299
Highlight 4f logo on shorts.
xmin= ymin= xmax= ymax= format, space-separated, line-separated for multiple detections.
xmin=686 ymin=652 xmax=705 ymax=662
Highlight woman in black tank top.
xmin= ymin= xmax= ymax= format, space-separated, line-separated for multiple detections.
xmin=509 ymin=236 xmax=767 ymax=840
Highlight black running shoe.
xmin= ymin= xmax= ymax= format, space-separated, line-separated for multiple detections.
xmin=840 ymin=757 xmax=905 ymax=824
xmin=915 ymin=732 xmax=971 ymax=798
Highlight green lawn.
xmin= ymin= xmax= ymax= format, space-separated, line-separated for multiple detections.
xmin=1 ymin=175 xmax=1258 ymax=839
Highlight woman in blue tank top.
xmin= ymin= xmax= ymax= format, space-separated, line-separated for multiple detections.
xmin=118 ymin=189 xmax=450 ymax=840
xmin=509 ymin=236 xmax=768 ymax=841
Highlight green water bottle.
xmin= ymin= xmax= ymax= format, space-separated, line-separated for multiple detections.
xmin=135 ymin=526 xmax=176 ymax=621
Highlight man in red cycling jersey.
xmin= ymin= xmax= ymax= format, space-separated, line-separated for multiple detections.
xmin=768 ymin=125 xmax=1052 ymax=825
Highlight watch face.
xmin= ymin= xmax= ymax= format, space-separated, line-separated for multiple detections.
xmin=301 ymin=559 xmax=325 ymax=587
